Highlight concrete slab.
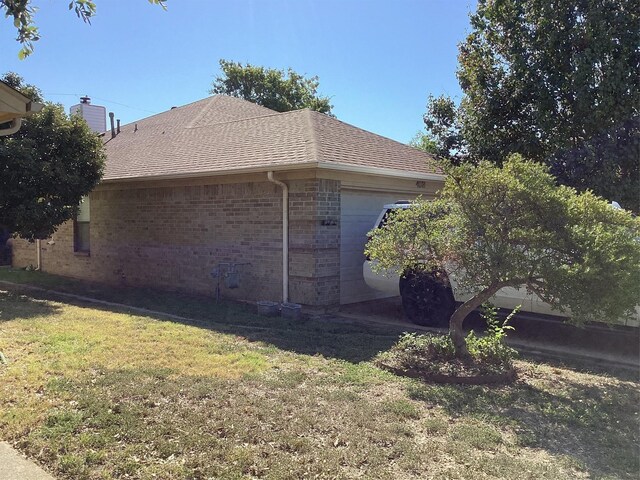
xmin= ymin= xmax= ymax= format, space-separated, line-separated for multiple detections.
xmin=0 ymin=442 xmax=55 ymax=480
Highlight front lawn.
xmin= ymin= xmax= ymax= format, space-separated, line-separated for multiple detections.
xmin=0 ymin=271 xmax=638 ymax=479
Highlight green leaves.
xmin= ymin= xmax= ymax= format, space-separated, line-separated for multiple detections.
xmin=366 ymin=156 xmax=640 ymax=327
xmin=2 ymin=0 xmax=166 ymax=58
xmin=0 ymin=74 xmax=105 ymax=240
xmin=210 ymin=60 xmax=334 ymax=116
xmin=423 ymin=0 xmax=640 ymax=212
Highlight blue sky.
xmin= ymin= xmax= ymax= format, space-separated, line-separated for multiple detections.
xmin=0 ymin=0 xmax=475 ymax=143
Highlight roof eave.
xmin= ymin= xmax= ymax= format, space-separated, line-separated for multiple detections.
xmin=316 ymin=162 xmax=445 ymax=181
xmin=100 ymin=161 xmax=445 ymax=184
xmin=100 ymin=162 xmax=318 ymax=184
xmin=0 ymin=81 xmax=43 ymax=118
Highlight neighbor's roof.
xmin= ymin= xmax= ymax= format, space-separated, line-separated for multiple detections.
xmin=102 ymin=95 xmax=442 ymax=182
xmin=0 ymin=80 xmax=43 ymax=124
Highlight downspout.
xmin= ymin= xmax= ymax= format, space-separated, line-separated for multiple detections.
xmin=36 ymin=239 xmax=41 ymax=270
xmin=267 ymin=171 xmax=289 ymax=303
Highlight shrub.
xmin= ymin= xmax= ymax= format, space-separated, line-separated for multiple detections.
xmin=376 ymin=304 xmax=518 ymax=379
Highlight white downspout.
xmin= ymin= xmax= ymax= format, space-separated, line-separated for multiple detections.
xmin=267 ymin=171 xmax=289 ymax=303
xmin=36 ymin=239 xmax=41 ymax=270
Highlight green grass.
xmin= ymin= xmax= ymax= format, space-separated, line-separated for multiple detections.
xmin=0 ymin=269 xmax=639 ymax=479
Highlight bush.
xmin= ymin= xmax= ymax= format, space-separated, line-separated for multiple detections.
xmin=376 ymin=304 xmax=518 ymax=380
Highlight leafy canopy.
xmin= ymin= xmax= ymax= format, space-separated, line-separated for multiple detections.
xmin=0 ymin=73 xmax=105 ymax=240
xmin=366 ymin=156 xmax=640 ymax=353
xmin=408 ymin=131 xmax=438 ymax=155
xmin=1 ymin=0 xmax=166 ymax=58
xmin=210 ymin=60 xmax=334 ymax=115
xmin=422 ymin=0 xmax=640 ymax=211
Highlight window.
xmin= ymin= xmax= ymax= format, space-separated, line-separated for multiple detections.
xmin=74 ymin=196 xmax=90 ymax=253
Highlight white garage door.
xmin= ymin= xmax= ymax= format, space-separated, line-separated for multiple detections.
xmin=340 ymin=190 xmax=414 ymax=304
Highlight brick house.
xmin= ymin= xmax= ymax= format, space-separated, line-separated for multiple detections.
xmin=11 ymin=95 xmax=443 ymax=309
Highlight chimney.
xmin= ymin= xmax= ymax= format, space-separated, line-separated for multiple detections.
xmin=116 ymin=119 xmax=121 ymax=134
xmin=70 ymin=96 xmax=106 ymax=133
xmin=109 ymin=112 xmax=116 ymax=138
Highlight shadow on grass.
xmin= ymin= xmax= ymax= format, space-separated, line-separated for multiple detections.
xmin=0 ymin=271 xmax=401 ymax=363
xmin=406 ymin=363 xmax=640 ymax=479
xmin=2 ymin=270 xmax=639 ymax=478
xmin=0 ymin=289 xmax=62 ymax=321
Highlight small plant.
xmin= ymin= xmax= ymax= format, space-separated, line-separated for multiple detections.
xmin=395 ymin=332 xmax=455 ymax=360
xmin=375 ymin=332 xmax=457 ymax=375
xmin=465 ymin=303 xmax=519 ymax=370
xmin=483 ymin=303 xmax=516 ymax=342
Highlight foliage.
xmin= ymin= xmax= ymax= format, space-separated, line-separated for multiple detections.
xmin=366 ymin=156 xmax=640 ymax=357
xmin=375 ymin=330 xmax=515 ymax=377
xmin=465 ymin=304 xmax=518 ymax=369
xmin=0 ymin=73 xmax=104 ymax=240
xmin=1 ymin=0 xmax=166 ymax=58
xmin=422 ymin=94 xmax=465 ymax=161
xmin=1 ymin=70 xmax=42 ymax=101
xmin=377 ymin=305 xmax=519 ymax=376
xmin=480 ymin=303 xmax=517 ymax=344
xmin=210 ymin=59 xmax=334 ymax=115
xmin=423 ymin=0 xmax=640 ymax=211
xmin=392 ymin=331 xmax=456 ymax=362
xmin=408 ymin=130 xmax=438 ymax=155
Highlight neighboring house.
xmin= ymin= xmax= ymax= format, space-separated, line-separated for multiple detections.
xmin=0 ymin=80 xmax=43 ymax=136
xmin=11 ymin=95 xmax=444 ymax=309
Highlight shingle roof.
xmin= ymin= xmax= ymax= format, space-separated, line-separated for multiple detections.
xmin=102 ymin=95 xmax=441 ymax=181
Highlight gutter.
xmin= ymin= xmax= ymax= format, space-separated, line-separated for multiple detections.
xmin=0 ymin=117 xmax=21 ymax=136
xmin=0 ymin=101 xmax=43 ymax=137
xmin=267 ymin=171 xmax=289 ymax=303
xmin=99 ymin=163 xmax=446 ymax=184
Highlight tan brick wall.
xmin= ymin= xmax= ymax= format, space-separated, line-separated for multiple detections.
xmin=10 ymin=238 xmax=38 ymax=269
xmin=11 ymin=178 xmax=342 ymax=308
xmin=289 ymin=179 xmax=340 ymax=307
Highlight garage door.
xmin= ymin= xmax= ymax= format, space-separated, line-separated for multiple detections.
xmin=340 ymin=190 xmax=414 ymax=304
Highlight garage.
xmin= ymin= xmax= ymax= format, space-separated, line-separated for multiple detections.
xmin=339 ymin=189 xmax=416 ymax=304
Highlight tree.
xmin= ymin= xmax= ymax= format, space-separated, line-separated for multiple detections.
xmin=408 ymin=131 xmax=438 ymax=155
xmin=366 ymin=156 xmax=640 ymax=358
xmin=210 ymin=60 xmax=334 ymax=115
xmin=421 ymin=95 xmax=465 ymax=161
xmin=1 ymin=0 xmax=166 ymax=58
xmin=0 ymin=73 xmax=105 ymax=240
xmin=423 ymin=0 xmax=640 ymax=211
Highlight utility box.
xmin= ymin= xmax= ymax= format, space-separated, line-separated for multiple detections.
xmin=257 ymin=301 xmax=279 ymax=317
xmin=281 ymin=302 xmax=302 ymax=320
xmin=224 ymin=271 xmax=240 ymax=289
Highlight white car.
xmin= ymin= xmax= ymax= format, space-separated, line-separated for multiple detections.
xmin=363 ymin=201 xmax=640 ymax=328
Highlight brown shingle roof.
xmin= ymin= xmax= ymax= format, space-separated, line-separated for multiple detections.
xmin=102 ymin=95 xmax=441 ymax=182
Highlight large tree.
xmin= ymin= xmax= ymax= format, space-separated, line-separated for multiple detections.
xmin=423 ymin=0 xmax=640 ymax=211
xmin=1 ymin=0 xmax=166 ymax=58
xmin=210 ymin=60 xmax=334 ymax=115
xmin=0 ymin=73 xmax=104 ymax=240
xmin=366 ymin=156 xmax=640 ymax=358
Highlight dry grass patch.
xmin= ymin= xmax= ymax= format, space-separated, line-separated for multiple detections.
xmin=0 ymin=280 xmax=638 ymax=479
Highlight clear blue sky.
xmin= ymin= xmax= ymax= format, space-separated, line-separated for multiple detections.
xmin=0 ymin=0 xmax=475 ymax=143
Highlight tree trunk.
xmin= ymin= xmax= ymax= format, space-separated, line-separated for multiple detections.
xmin=449 ymin=284 xmax=501 ymax=359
